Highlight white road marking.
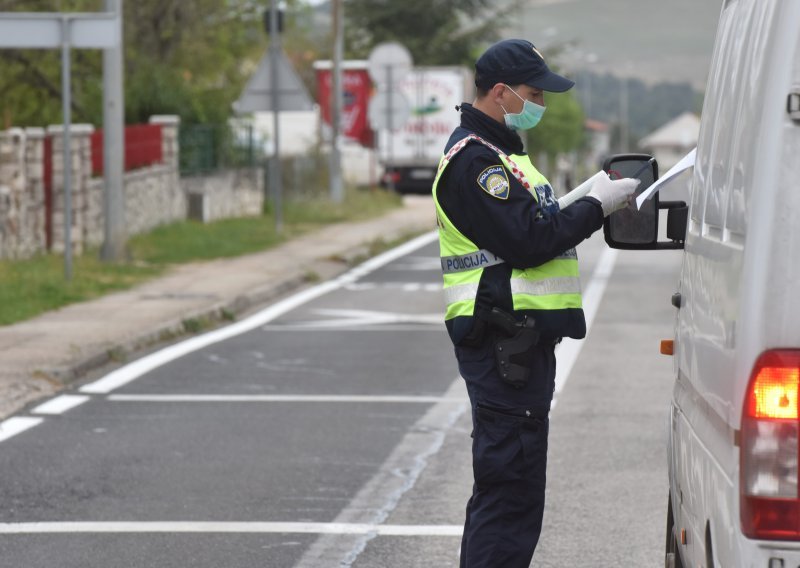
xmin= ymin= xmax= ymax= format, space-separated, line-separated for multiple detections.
xmin=343 ymin=282 xmax=442 ymax=292
xmin=108 ymin=394 xmax=466 ymax=404
xmin=313 ymin=308 xmax=441 ymax=321
xmin=295 ymin=377 xmax=469 ymax=568
xmin=263 ymin=308 xmax=443 ymax=330
xmin=262 ymin=324 xmax=443 ymax=332
xmin=30 ymin=395 xmax=90 ymax=415
xmin=0 ymin=522 xmax=463 ymax=536
xmin=0 ymin=417 xmax=44 ymax=443
xmin=552 ymin=247 xmax=619 ymax=409
xmin=79 ymin=231 xmax=439 ymax=396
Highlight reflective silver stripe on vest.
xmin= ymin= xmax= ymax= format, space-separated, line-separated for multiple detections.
xmin=440 ymin=249 xmax=505 ymax=274
xmin=510 ymin=277 xmax=582 ymax=296
xmin=443 ymin=282 xmax=481 ymax=305
xmin=443 ymin=276 xmax=581 ymax=306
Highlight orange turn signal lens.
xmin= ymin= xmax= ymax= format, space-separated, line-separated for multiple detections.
xmin=660 ymin=340 xmax=674 ymax=356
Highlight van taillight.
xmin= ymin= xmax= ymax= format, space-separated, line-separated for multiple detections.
xmin=741 ymin=350 xmax=800 ymax=540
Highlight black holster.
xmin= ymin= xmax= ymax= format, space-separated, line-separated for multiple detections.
xmin=486 ymin=308 xmax=540 ymax=389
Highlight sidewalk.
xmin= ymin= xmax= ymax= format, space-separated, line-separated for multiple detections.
xmin=0 ymin=196 xmax=436 ymax=420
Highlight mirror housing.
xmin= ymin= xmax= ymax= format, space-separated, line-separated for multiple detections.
xmin=601 ymin=154 xmax=687 ymax=250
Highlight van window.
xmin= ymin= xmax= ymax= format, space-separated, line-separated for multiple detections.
xmin=694 ymin=0 xmax=777 ymax=237
xmin=723 ymin=2 xmax=779 ymax=237
xmin=692 ymin=5 xmax=740 ymax=227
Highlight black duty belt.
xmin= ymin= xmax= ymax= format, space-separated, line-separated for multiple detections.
xmin=476 ymin=404 xmax=549 ymax=424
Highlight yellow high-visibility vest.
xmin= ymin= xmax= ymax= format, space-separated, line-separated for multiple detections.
xmin=432 ymin=134 xmax=583 ymax=332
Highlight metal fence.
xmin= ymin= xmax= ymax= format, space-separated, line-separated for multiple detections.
xmin=179 ymin=122 xmax=260 ymax=177
xmin=272 ymin=149 xmax=330 ymax=199
xmin=179 ymin=122 xmax=337 ymax=198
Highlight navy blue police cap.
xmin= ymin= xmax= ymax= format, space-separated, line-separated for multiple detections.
xmin=475 ymin=39 xmax=574 ymax=93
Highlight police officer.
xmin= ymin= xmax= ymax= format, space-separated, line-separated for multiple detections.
xmin=432 ymin=39 xmax=639 ymax=567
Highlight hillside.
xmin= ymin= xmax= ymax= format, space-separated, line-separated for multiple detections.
xmin=515 ymin=0 xmax=721 ymax=89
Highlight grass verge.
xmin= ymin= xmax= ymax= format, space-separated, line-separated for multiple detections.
xmin=0 ymin=188 xmax=403 ymax=326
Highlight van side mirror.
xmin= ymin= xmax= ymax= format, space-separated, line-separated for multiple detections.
xmin=602 ymin=154 xmax=687 ymax=250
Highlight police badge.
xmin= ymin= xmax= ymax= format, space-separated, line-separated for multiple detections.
xmin=477 ymin=165 xmax=510 ymax=200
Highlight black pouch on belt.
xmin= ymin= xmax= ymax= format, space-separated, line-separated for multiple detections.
xmin=486 ymin=307 xmax=540 ymax=389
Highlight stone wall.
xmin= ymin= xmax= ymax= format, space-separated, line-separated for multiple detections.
xmin=0 ymin=128 xmax=46 ymax=259
xmin=0 ymin=115 xmax=264 ymax=260
xmin=181 ymin=167 xmax=263 ymax=223
xmin=85 ymin=116 xmax=186 ymax=246
xmin=47 ymin=124 xmax=94 ymax=255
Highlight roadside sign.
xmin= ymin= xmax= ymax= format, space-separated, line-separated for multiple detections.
xmin=0 ymin=13 xmax=120 ymax=49
xmin=368 ymin=90 xmax=411 ymax=131
xmin=366 ymin=42 xmax=414 ymax=191
xmin=367 ymin=42 xmax=412 ymax=86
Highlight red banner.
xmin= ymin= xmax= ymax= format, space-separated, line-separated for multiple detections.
xmin=316 ymin=67 xmax=373 ymax=147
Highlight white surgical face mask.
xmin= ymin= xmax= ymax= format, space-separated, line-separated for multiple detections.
xmin=501 ymin=84 xmax=546 ymax=130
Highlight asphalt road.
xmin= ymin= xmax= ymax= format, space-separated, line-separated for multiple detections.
xmin=0 ymin=229 xmax=682 ymax=567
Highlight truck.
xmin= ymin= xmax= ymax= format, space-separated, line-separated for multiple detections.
xmin=598 ymin=0 xmax=800 ymax=565
xmin=375 ymin=66 xmax=473 ymax=194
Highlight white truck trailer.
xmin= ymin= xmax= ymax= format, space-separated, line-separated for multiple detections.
xmin=375 ymin=66 xmax=473 ymax=194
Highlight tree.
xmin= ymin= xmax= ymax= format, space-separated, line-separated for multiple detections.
xmin=123 ymin=0 xmax=266 ymax=124
xmin=0 ymin=0 xmax=102 ymax=127
xmin=525 ymin=91 xmax=585 ymax=169
xmin=344 ymin=0 xmax=510 ymax=66
xmin=0 ymin=0 xmax=267 ymax=127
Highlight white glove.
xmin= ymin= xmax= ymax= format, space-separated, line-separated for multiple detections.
xmin=586 ymin=173 xmax=640 ymax=216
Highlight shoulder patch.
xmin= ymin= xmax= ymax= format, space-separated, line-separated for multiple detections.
xmin=476 ymin=165 xmax=510 ymax=200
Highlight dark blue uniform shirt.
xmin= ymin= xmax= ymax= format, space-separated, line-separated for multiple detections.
xmin=437 ymin=103 xmax=604 ymax=344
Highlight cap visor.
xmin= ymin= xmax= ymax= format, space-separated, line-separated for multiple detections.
xmin=526 ymin=71 xmax=575 ymax=93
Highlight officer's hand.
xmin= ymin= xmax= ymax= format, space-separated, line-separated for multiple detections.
xmin=586 ymin=174 xmax=640 ymax=216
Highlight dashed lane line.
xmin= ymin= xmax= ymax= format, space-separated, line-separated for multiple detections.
xmin=30 ymin=395 xmax=91 ymax=415
xmin=0 ymin=417 xmax=44 ymax=443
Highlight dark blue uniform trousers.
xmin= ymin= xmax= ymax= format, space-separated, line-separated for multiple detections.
xmin=455 ymin=340 xmax=556 ymax=568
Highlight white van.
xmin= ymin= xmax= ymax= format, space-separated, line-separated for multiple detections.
xmin=602 ymin=1 xmax=800 ymax=566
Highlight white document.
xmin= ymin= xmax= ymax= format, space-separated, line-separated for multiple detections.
xmin=635 ymin=148 xmax=696 ymax=210
xmin=557 ymin=170 xmax=607 ymax=209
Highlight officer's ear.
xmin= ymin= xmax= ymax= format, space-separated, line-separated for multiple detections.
xmin=488 ymin=83 xmax=507 ymax=104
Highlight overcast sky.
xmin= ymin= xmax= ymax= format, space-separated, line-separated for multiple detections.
xmin=307 ymin=0 xmax=721 ymax=88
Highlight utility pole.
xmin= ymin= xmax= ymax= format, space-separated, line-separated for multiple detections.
xmin=60 ymin=16 xmax=73 ymax=280
xmin=268 ymin=0 xmax=283 ymax=233
xmin=329 ymin=0 xmax=344 ymax=203
xmin=101 ymin=0 xmax=126 ymax=261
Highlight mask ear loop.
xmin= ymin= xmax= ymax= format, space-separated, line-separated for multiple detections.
xmin=500 ymin=85 xmax=525 ymax=118
xmin=503 ymin=84 xmax=526 ymax=103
